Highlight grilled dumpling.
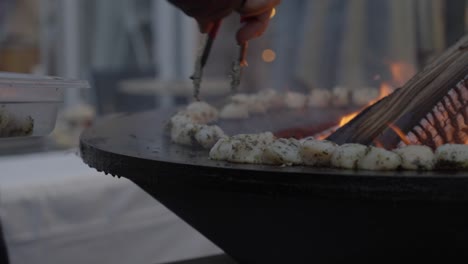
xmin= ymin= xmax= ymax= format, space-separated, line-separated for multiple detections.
xmin=300 ymin=138 xmax=337 ymax=166
xmin=307 ymin=89 xmax=332 ymax=108
xmin=331 ymin=143 xmax=368 ymax=169
xmin=220 ymin=103 xmax=250 ymax=119
xmin=262 ymin=138 xmax=302 ymax=165
xmin=358 ymin=147 xmax=401 ymax=171
xmin=284 ymin=92 xmax=307 ymax=109
xmin=186 ymin=101 xmax=219 ymax=124
xmin=331 ymin=86 xmax=350 ymax=107
xmin=210 ymin=132 xmax=275 ymax=163
xmin=435 ymin=144 xmax=468 ymax=169
xmin=230 ymin=93 xmax=267 ymax=114
xmin=170 ymin=121 xmax=200 ymax=146
xmin=257 ymin=89 xmax=284 ymax=109
xmin=194 ymin=125 xmax=225 ymax=149
xmin=394 ymin=145 xmax=435 ymax=170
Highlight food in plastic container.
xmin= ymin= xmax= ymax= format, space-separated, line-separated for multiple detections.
xmin=0 ymin=72 xmax=89 ymax=138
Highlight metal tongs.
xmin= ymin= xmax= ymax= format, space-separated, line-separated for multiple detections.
xmin=191 ymin=18 xmax=248 ymax=100
xmin=229 ymin=41 xmax=248 ymax=94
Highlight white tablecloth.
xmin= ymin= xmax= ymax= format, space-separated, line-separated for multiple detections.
xmin=0 ymin=151 xmax=221 ymax=264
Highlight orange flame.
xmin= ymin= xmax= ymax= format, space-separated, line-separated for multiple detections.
xmin=373 ymin=140 xmax=385 ymax=148
xmin=389 ymin=62 xmax=416 ymax=87
xmin=338 ymin=82 xmax=395 ymax=127
xmin=387 ymin=123 xmax=411 ymax=145
xmin=316 ymin=134 xmax=328 ymax=140
xmin=377 ymin=82 xmax=394 ymax=100
xmin=336 ymin=61 xmax=413 ymax=128
xmin=339 ymin=112 xmax=359 ymax=127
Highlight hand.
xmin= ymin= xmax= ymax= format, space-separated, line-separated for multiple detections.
xmin=236 ymin=0 xmax=280 ymax=44
xmin=168 ymin=0 xmax=281 ymax=43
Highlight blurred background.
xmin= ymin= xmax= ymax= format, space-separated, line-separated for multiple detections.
xmin=0 ymin=0 xmax=467 ymax=148
xmin=0 ymin=1 xmax=467 ymax=264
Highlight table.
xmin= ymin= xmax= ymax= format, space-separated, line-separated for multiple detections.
xmin=0 ymin=137 xmax=63 ymax=156
xmin=0 ymin=150 xmax=221 ymax=264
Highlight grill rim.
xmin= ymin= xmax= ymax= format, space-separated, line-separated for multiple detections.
xmin=80 ymin=109 xmax=468 ymax=202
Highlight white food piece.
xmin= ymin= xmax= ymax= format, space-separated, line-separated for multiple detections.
xmin=435 ymin=144 xmax=468 ymax=169
xmin=299 ymin=136 xmax=315 ymax=144
xmin=230 ymin=93 xmax=250 ymax=104
xmin=247 ymin=98 xmax=268 ymax=114
xmin=262 ymin=138 xmax=302 ymax=165
xmin=308 ymin=89 xmax=331 ymax=108
xmin=170 ymin=111 xmax=225 ymax=148
xmin=208 ymin=137 xmax=233 ymax=160
xmin=257 ymin=89 xmax=284 ymax=109
xmin=169 ymin=112 xmax=193 ymax=127
xmin=230 ymin=93 xmax=267 ymax=114
xmin=220 ymin=103 xmax=250 ymax=119
xmin=285 ymin=92 xmax=307 ymax=109
xmin=331 ymin=143 xmax=368 ymax=169
xmin=194 ymin=125 xmax=226 ymax=149
xmin=352 ymin=88 xmax=379 ymax=106
xmin=394 ymin=145 xmax=435 ymax=170
xmin=186 ymin=101 xmax=219 ymax=124
xmin=300 ymin=138 xmax=337 ymax=166
xmin=331 ymin=86 xmax=350 ymax=107
xmin=209 ymin=132 xmax=275 ymax=163
xmin=0 ymin=108 xmax=10 ymax=129
xmin=358 ymin=147 xmax=401 ymax=171
xmin=0 ymin=108 xmax=34 ymax=137
xmin=170 ymin=121 xmax=201 ymax=146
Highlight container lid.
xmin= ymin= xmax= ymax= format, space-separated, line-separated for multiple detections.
xmin=0 ymin=72 xmax=90 ymax=102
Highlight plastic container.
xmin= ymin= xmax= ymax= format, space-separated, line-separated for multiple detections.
xmin=0 ymin=72 xmax=89 ymax=138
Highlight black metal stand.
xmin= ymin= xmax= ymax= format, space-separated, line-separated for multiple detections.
xmin=163 ymin=254 xmax=236 ymax=264
xmin=0 ymin=223 xmax=9 ymax=264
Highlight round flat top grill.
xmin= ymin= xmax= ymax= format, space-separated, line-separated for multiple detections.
xmin=80 ymin=109 xmax=468 ymax=264
xmin=80 ymin=108 xmax=468 ymax=202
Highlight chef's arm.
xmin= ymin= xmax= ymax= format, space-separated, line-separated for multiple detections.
xmin=167 ymin=0 xmax=281 ymax=43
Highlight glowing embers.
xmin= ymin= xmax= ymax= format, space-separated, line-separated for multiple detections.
xmin=397 ymin=78 xmax=468 ymax=149
xmin=388 ymin=123 xmax=411 ymax=145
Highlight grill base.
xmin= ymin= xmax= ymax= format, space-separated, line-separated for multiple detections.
xmin=139 ymin=178 xmax=468 ymax=264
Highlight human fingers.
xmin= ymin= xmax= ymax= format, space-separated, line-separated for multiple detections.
xmin=236 ymin=9 xmax=273 ymax=44
xmin=169 ymin=0 xmax=243 ymax=19
xmin=238 ymin=0 xmax=281 ymax=17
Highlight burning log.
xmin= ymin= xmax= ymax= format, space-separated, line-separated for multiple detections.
xmin=328 ymin=34 xmax=468 ymax=149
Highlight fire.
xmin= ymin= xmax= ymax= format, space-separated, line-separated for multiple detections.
xmin=373 ymin=140 xmax=384 ymax=148
xmin=389 ymin=62 xmax=416 ymax=87
xmin=378 ymin=82 xmax=394 ymax=100
xmin=387 ymin=123 xmax=411 ymax=145
xmin=339 ymin=112 xmax=358 ymax=127
xmin=336 ymin=61 xmax=413 ymax=129
xmin=338 ymin=82 xmax=395 ymax=127
xmin=316 ymin=134 xmax=328 ymax=140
